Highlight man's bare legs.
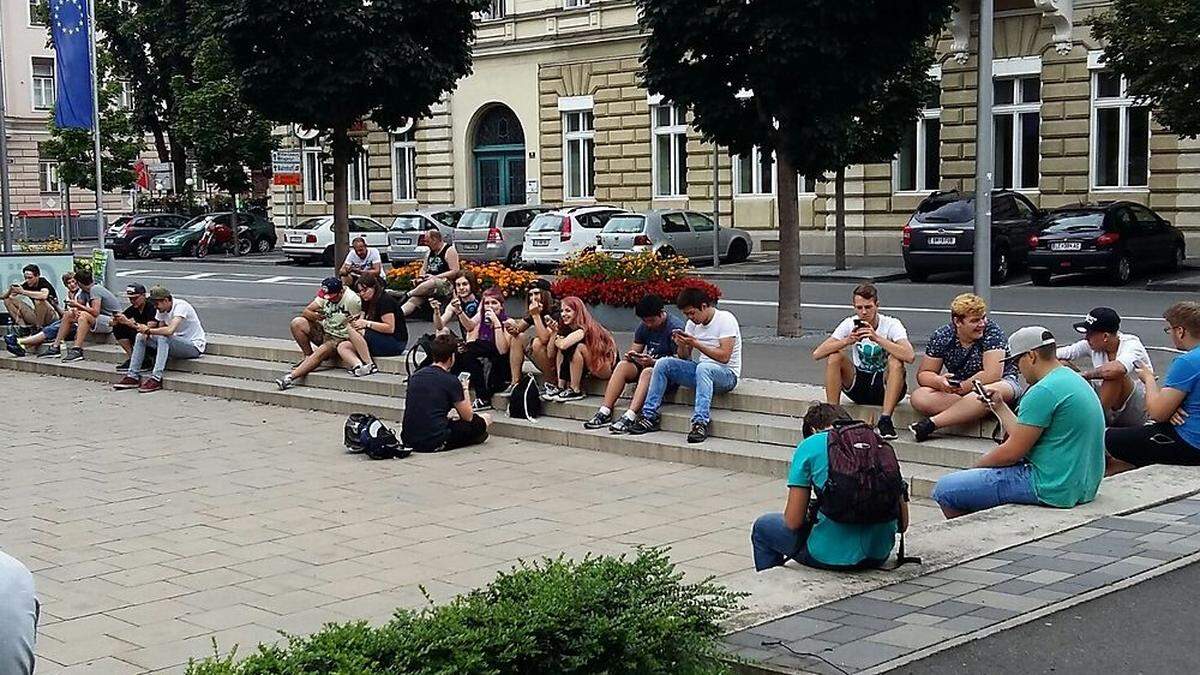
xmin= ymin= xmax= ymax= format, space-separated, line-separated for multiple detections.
xmin=911 ymin=382 xmax=1016 ymax=432
xmin=337 ymin=327 xmax=373 ymax=370
xmin=289 ymin=316 xmax=318 ymax=357
xmin=602 ymin=360 xmax=641 ymax=411
xmin=400 ymin=277 xmax=441 ymax=317
xmin=823 ymin=349 xmax=856 ymax=405
xmin=882 ymin=355 xmax=907 ymax=417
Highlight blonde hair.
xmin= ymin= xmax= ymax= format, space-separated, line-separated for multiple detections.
xmin=950 ymin=293 xmax=987 ymax=321
xmin=1164 ymin=302 xmax=1200 ymax=338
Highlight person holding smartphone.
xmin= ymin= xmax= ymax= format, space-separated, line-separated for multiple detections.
xmin=812 ymin=283 xmax=914 ymax=439
xmin=449 ymin=287 xmax=512 ymax=411
xmin=402 ymin=333 xmax=491 ymax=452
xmin=2 ymin=264 xmax=58 ymax=332
xmin=502 ymin=286 xmax=558 ymax=394
xmin=583 ymin=294 xmax=685 ymax=432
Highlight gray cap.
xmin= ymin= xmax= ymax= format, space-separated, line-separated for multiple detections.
xmin=1004 ymin=326 xmax=1056 ymax=362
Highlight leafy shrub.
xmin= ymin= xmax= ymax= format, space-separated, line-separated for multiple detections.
xmin=552 ymin=276 xmax=723 ymax=309
xmin=186 ymin=548 xmax=743 ymax=675
xmin=385 ymin=261 xmax=538 ymax=297
xmin=17 ymin=238 xmax=66 ymax=253
xmin=558 ymin=249 xmax=692 ymax=283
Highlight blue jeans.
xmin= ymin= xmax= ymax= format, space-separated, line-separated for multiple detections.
xmin=750 ymin=513 xmax=887 ymax=572
xmin=931 ymin=463 xmax=1040 ymax=514
xmin=128 ymin=334 xmax=202 ymax=381
xmin=642 ymin=357 xmax=737 ymax=424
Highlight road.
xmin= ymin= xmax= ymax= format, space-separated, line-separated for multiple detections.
xmin=106 ymin=254 xmax=1196 ymax=384
xmin=891 ymin=559 xmax=1200 ymax=675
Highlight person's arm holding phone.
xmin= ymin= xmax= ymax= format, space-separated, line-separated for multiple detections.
xmin=453 ymin=372 xmax=475 ymax=422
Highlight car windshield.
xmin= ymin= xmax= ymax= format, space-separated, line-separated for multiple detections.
xmin=111 ymin=217 xmax=132 ymax=228
xmin=390 ymin=216 xmax=425 ymax=232
xmin=527 ymin=214 xmax=563 ymax=233
xmin=292 ymin=217 xmax=330 ymax=231
xmin=1041 ymin=212 xmax=1105 ymax=233
xmin=180 ymin=216 xmax=212 ymax=232
xmin=603 ymin=215 xmax=646 ymax=234
xmin=457 ymin=210 xmax=497 ymax=229
xmin=914 ymin=198 xmax=974 ymax=224
xmin=432 ymin=211 xmax=461 ymax=228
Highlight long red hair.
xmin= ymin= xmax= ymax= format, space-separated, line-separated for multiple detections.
xmin=560 ymin=296 xmax=616 ymax=373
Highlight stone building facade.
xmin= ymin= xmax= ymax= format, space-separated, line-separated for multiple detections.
xmin=270 ymin=0 xmax=1200 ymax=253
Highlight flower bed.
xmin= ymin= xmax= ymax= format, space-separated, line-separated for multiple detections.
xmin=385 ymin=261 xmax=539 ymax=297
xmin=551 ymin=250 xmax=722 ymax=308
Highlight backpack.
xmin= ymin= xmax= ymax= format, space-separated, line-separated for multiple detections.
xmin=816 ymin=420 xmax=904 ymax=524
xmin=344 ymin=413 xmax=410 ymax=460
xmin=508 ymin=374 xmax=543 ymax=421
xmin=406 ymin=333 xmax=437 ymax=379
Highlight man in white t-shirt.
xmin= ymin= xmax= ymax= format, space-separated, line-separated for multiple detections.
xmin=113 ymin=286 xmax=206 ymax=394
xmin=339 ymin=237 xmax=384 ymax=288
xmin=1057 ymin=307 xmax=1151 ymax=427
xmin=629 ymin=287 xmax=741 ymax=443
xmin=812 ymin=283 xmax=914 ymax=440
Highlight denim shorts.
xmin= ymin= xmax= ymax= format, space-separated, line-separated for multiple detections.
xmin=931 ymin=463 xmax=1040 ymax=514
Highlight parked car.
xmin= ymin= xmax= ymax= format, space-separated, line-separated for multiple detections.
xmin=281 ymin=215 xmax=390 ymax=265
xmin=105 ymin=213 xmax=190 ymax=259
xmin=1027 ymin=202 xmax=1185 ymax=286
xmin=901 ymin=189 xmax=1042 ymax=283
xmin=520 ymin=205 xmax=627 ymax=269
xmin=453 ymin=204 xmax=554 ymax=266
xmin=596 ymin=210 xmax=753 ymax=263
xmin=387 ymin=207 xmax=464 ymax=265
xmin=148 ymin=212 xmax=277 ymax=260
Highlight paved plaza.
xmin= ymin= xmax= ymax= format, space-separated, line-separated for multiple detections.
xmin=1 ymin=370 xmax=807 ymax=673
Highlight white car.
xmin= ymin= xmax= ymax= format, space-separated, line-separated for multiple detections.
xmin=281 ymin=215 xmax=390 ymax=265
xmin=520 ymin=205 xmax=627 ymax=269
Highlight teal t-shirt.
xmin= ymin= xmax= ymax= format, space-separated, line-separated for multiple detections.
xmin=786 ymin=432 xmax=898 ymax=566
xmin=1016 ymin=367 xmax=1106 ymax=508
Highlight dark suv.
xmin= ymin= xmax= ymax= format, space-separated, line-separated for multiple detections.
xmin=105 ymin=213 xmax=190 ymax=259
xmin=1028 ymin=202 xmax=1185 ymax=286
xmin=901 ymin=190 xmax=1042 ymax=283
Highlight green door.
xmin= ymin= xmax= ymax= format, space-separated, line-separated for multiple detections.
xmin=475 ymin=149 xmax=525 ymax=207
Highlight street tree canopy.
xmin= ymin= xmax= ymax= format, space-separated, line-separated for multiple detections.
xmin=1092 ymin=0 xmax=1200 ymax=139
xmin=637 ymin=0 xmax=953 ymax=335
xmin=214 ymin=0 xmax=488 ymax=267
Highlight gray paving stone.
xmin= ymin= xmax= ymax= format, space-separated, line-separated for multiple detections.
xmin=810 ymin=624 xmax=878 ymax=645
xmin=836 ymin=613 xmax=904 ymax=632
xmin=1094 ymin=516 xmax=1164 ymax=533
xmin=1137 ymin=548 xmax=1184 ymax=561
xmin=957 ymin=589 xmax=1047 ymax=612
xmin=824 ymin=640 xmax=911 ymax=670
xmin=1152 ymin=500 xmax=1200 ymax=516
xmin=960 ymin=557 xmax=1011 ymax=571
xmin=723 ymin=630 xmax=772 ymax=649
xmin=1016 ymin=555 xmax=1105 ymax=574
xmin=921 ymin=600 xmax=981 ymax=618
xmin=939 ymin=614 xmax=1000 ymax=634
xmin=1010 ymin=544 xmax=1067 ymax=557
xmin=1161 ymin=523 xmax=1200 ymax=535
xmin=801 ymin=607 xmax=848 ymax=622
xmin=896 ymin=612 xmax=946 ymax=627
xmin=1059 ymin=551 xmax=1119 ymax=565
xmin=987 ymin=579 xmax=1044 ymax=595
xmin=927 ymin=567 xmax=1016 ymax=585
xmin=827 ymin=596 xmax=914 ymax=620
xmin=989 ymin=562 xmax=1042 ymax=576
xmin=988 ymin=549 xmax=1031 ymax=562
xmin=881 ymin=582 xmax=933 ymax=596
xmin=751 ymin=615 xmax=841 ymax=641
xmin=872 ymin=624 xmax=961 ymax=649
xmin=968 ymin=606 xmax=1021 ymax=621
xmin=1042 ymin=581 xmax=1092 ymax=595
xmin=1026 ymin=589 xmax=1072 ymax=602
xmin=1017 ymin=569 xmax=1075 ymax=585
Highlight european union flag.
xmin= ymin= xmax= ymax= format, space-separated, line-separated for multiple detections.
xmin=49 ymin=0 xmax=94 ymax=129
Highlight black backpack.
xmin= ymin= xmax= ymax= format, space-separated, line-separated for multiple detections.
xmin=508 ymin=374 xmax=543 ymax=421
xmin=406 ymin=333 xmax=437 ymax=379
xmin=343 ymin=413 xmax=409 ymax=460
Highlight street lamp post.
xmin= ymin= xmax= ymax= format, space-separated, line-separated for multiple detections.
xmin=973 ymin=0 xmax=995 ymax=303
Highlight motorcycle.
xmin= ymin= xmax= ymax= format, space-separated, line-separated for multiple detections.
xmin=194 ymin=219 xmax=252 ymax=258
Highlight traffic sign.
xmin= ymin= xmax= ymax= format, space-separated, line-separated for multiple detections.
xmin=272 ymin=149 xmax=302 ymax=186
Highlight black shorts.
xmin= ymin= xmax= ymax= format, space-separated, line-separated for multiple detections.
xmin=1105 ymin=422 xmax=1200 ymax=467
xmin=843 ymin=368 xmax=905 ymax=406
xmin=444 ymin=416 xmax=488 ymax=451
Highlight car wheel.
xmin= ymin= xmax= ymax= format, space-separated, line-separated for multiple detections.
xmin=195 ymin=244 xmax=208 ymax=259
xmin=182 ymin=242 xmax=195 ymax=258
xmin=506 ymin=246 xmax=523 ymax=268
xmin=1111 ymin=255 xmax=1133 ymax=286
xmin=1169 ymin=245 xmax=1185 ymax=272
xmin=1030 ymin=271 xmax=1051 ymax=286
xmin=237 ymin=238 xmax=253 ymax=256
xmin=323 ymin=246 xmax=335 ymax=267
xmin=256 ymin=237 xmax=271 ymax=254
xmin=134 ymin=240 xmax=153 ymax=259
xmin=992 ymin=249 xmax=1010 ymax=283
xmin=726 ymin=238 xmax=749 ymax=263
xmin=905 ymin=265 xmax=928 ymax=283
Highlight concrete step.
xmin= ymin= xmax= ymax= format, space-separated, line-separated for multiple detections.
xmin=0 ymin=354 xmax=954 ymax=498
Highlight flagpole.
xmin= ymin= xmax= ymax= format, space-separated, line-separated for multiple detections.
xmin=0 ymin=9 xmax=14 ymax=253
xmin=86 ymin=0 xmax=105 ymax=249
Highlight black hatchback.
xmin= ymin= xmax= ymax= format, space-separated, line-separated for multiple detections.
xmin=901 ymin=190 xmax=1042 ymax=283
xmin=1027 ymin=202 xmax=1185 ymax=286
xmin=105 ymin=213 xmax=190 ymax=259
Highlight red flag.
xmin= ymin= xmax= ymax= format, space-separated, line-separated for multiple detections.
xmin=133 ymin=160 xmax=150 ymax=191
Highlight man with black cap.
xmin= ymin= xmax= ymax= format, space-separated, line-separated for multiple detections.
xmin=930 ymin=326 xmax=1105 ymax=519
xmin=113 ymin=286 xmax=206 ymax=393
xmin=110 ymin=283 xmax=159 ymax=371
xmin=1056 ymin=307 xmax=1152 ymax=427
xmin=278 ymin=277 xmax=361 ymax=390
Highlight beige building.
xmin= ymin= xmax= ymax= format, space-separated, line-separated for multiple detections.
xmin=275 ymin=0 xmax=1199 ymax=254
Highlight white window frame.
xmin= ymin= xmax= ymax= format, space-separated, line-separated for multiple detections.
xmin=564 ymin=0 xmax=589 ymax=8
xmin=991 ymin=58 xmax=1042 ymax=192
xmin=650 ymin=101 xmax=688 ymax=198
xmin=28 ymin=0 xmax=45 ymax=26
xmin=38 ymin=160 xmax=59 ymax=194
xmin=733 ymin=147 xmax=774 ymax=197
xmin=477 ymin=0 xmax=505 ymax=20
xmin=391 ymin=130 xmax=417 ymax=203
xmin=302 ymin=139 xmax=324 ymax=203
xmin=893 ymin=66 xmax=942 ymax=194
xmin=1088 ymin=53 xmax=1151 ymax=191
xmin=116 ymin=80 xmax=133 ymax=110
xmin=347 ymin=147 xmax=369 ymax=203
xmin=560 ymin=96 xmax=595 ymax=201
xmin=31 ymin=56 xmax=55 ymax=111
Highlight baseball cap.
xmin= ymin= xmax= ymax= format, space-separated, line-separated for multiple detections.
xmin=124 ymin=283 xmax=147 ymax=296
xmin=148 ymin=285 xmax=171 ymax=301
xmin=1073 ymin=307 xmax=1120 ymax=334
xmin=321 ymin=277 xmax=344 ymax=296
xmin=1004 ymin=326 xmax=1057 ymax=362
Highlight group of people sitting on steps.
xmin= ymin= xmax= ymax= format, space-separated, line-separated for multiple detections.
xmin=752 ymin=284 xmax=1200 ymax=573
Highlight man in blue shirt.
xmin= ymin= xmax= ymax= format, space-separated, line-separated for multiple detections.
xmin=1106 ymin=302 xmax=1200 ymax=472
xmin=751 ymin=404 xmax=908 ymax=572
xmin=584 ymin=294 xmax=685 ymax=433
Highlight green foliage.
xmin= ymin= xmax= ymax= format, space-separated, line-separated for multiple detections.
xmin=1093 ymin=0 xmax=1200 ymax=139
xmin=185 ymin=548 xmax=743 ymax=675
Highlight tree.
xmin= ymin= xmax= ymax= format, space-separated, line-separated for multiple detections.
xmin=637 ymin=0 xmax=954 ymax=336
xmin=1092 ymin=0 xmax=1200 ymax=138
xmin=215 ymin=0 xmax=487 ymax=270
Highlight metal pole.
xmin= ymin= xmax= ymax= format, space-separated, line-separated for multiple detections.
xmin=0 ymin=8 xmax=14 ymax=253
xmin=972 ymin=0 xmax=994 ymax=303
xmin=86 ymin=0 xmax=105 ymax=248
xmin=711 ymin=143 xmax=720 ymax=269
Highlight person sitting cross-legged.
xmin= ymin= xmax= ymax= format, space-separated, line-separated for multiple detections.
xmin=109 ymin=283 xmax=159 ymax=371
xmin=812 ymin=282 xmax=914 ymax=440
xmin=909 ymin=293 xmax=1023 ymax=442
xmin=277 ymin=277 xmax=361 ymax=390
xmin=336 ymin=275 xmax=408 ymax=378
xmin=5 ymin=272 xmax=75 ymax=358
xmin=629 ymin=287 xmax=741 ymax=444
xmin=1105 ymin=302 xmax=1200 ymax=474
xmin=751 ymin=403 xmax=909 ymax=572
xmin=1056 ymin=307 xmax=1152 ymax=428
xmin=401 ymin=333 xmax=493 ymax=453
xmin=112 ymin=286 xmax=207 ymax=394
xmin=584 ymin=294 xmax=684 ymax=433
xmin=930 ymin=327 xmax=1105 ymax=519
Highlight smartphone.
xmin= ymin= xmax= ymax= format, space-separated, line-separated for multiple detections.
xmin=972 ymin=380 xmax=989 ymax=400
xmin=458 ymin=372 xmax=471 ymax=385
xmin=947 ymin=378 xmax=961 ymax=390
xmin=853 ymin=319 xmax=868 ymax=329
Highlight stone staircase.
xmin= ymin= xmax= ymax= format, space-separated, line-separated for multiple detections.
xmin=0 ymin=335 xmax=1003 ymax=499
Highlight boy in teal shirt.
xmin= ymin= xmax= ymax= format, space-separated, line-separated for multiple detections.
xmin=751 ymin=404 xmax=908 ymax=572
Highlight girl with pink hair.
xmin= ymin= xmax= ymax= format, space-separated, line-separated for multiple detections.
xmin=549 ymin=296 xmax=617 ymax=401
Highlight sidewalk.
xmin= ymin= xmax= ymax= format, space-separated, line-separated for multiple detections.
xmin=692 ymin=254 xmax=908 ymax=283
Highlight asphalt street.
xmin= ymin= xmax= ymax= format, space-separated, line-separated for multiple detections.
xmin=106 ymin=253 xmax=1195 ymax=384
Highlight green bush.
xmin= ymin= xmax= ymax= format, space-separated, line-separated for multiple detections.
xmin=187 ymin=548 xmax=743 ymax=675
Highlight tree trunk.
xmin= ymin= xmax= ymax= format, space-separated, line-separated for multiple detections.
xmin=169 ymin=139 xmax=187 ymax=194
xmin=834 ymin=166 xmax=847 ymax=271
xmin=330 ymin=125 xmax=351 ymax=275
xmin=775 ymin=152 xmax=802 ymax=337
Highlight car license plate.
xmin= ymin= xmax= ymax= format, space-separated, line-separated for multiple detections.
xmin=397 ymin=237 xmax=412 ymax=246
xmin=610 ymin=251 xmax=625 ymax=258
xmin=928 ymin=236 xmax=956 ymax=246
xmin=1051 ymin=241 xmax=1082 ymax=251
xmin=150 ymin=244 xmax=160 ymax=250
xmin=461 ymin=243 xmax=479 ymax=251
xmin=532 ymin=239 xmax=550 ymax=247
xmin=287 ymin=235 xmax=302 ymax=243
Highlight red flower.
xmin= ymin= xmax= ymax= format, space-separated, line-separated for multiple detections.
xmin=550 ymin=277 xmax=722 ymax=308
